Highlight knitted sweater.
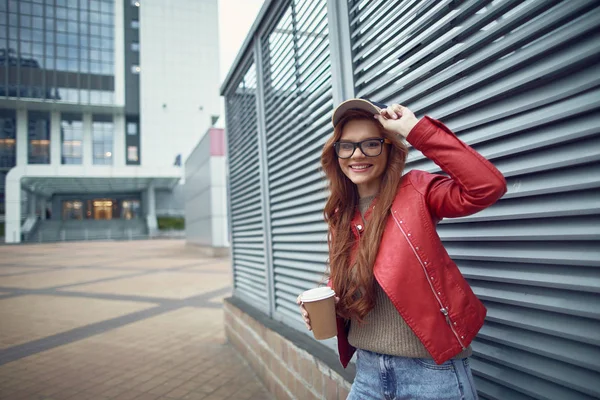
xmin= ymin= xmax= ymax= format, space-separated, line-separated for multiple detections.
xmin=347 ymin=195 xmax=472 ymax=359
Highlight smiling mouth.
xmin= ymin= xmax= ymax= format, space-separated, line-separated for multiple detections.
xmin=350 ymin=164 xmax=372 ymax=171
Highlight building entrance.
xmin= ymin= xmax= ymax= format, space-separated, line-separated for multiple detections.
xmin=93 ymin=199 xmax=113 ymax=220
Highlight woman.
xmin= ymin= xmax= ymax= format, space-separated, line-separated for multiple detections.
xmin=297 ymin=99 xmax=507 ymax=399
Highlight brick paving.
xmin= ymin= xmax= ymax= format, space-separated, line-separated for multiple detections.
xmin=0 ymin=240 xmax=273 ymax=400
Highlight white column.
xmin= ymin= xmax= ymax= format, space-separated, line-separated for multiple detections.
xmin=50 ymin=111 xmax=61 ymax=167
xmin=83 ymin=113 xmax=93 ymax=167
xmin=113 ymin=113 xmax=125 ymax=167
xmin=28 ymin=192 xmax=37 ymax=217
xmin=16 ymin=109 xmax=27 ymax=166
xmin=146 ymin=183 xmax=158 ymax=235
xmin=5 ymin=170 xmax=21 ymax=243
xmin=114 ymin=0 xmax=125 ymax=106
xmin=40 ymin=197 xmax=47 ymax=220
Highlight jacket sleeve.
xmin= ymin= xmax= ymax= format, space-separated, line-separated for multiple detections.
xmin=405 ymin=116 xmax=507 ymax=220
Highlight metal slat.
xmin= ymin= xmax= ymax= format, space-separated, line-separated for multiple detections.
xmin=484 ymin=302 xmax=600 ymax=346
xmin=373 ymin=1 xmax=596 ymax=105
xmin=259 ymin=0 xmax=333 ymax=323
xmin=446 ymin=189 xmax=600 ymax=222
xmin=469 ymin=354 xmax=597 ymax=400
xmin=437 ymin=216 xmax=600 ymax=241
xmin=224 ymin=60 xmax=267 ymax=306
xmin=478 ymin=322 xmax=600 ymax=373
xmin=458 ymin=260 xmax=600 ymax=293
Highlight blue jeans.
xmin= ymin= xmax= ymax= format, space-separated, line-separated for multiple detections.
xmin=347 ymin=349 xmax=478 ymax=400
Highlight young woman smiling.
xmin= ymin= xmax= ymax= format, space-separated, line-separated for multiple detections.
xmin=297 ymin=99 xmax=507 ymax=399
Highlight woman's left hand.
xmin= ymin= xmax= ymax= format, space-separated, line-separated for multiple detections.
xmin=374 ymin=104 xmax=420 ymax=138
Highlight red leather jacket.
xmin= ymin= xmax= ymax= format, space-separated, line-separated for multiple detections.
xmin=331 ymin=116 xmax=507 ymax=367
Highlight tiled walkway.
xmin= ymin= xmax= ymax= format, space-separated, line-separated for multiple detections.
xmin=0 ymin=240 xmax=273 ymax=400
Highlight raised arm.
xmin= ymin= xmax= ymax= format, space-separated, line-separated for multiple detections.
xmin=376 ymin=105 xmax=507 ymax=220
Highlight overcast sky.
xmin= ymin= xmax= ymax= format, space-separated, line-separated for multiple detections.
xmin=218 ymin=0 xmax=265 ymax=83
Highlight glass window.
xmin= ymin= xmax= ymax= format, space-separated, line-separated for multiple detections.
xmin=62 ymin=200 xmax=83 ymax=220
xmin=127 ymin=122 xmax=138 ymax=135
xmin=28 ymin=111 xmax=51 ymax=164
xmin=131 ymin=19 xmax=139 ymax=29
xmin=101 ymin=2 xmax=113 ymax=14
xmin=32 ymin=4 xmax=43 ymax=16
xmin=56 ymin=7 xmax=67 ymax=19
xmin=131 ymin=42 xmax=139 ymax=52
xmin=8 ymin=0 xmax=115 ymax=104
xmin=61 ymin=114 xmax=83 ymax=164
xmin=20 ymin=2 xmax=32 ymax=15
xmin=127 ymin=146 xmax=138 ymax=162
xmin=100 ymin=13 xmax=112 ymax=25
xmin=92 ymin=117 xmax=113 ymax=165
xmin=90 ymin=24 xmax=100 ymax=36
xmin=20 ymin=15 xmax=32 ymax=28
xmin=121 ymin=200 xmax=140 ymax=219
xmin=131 ymin=65 xmax=140 ymax=74
xmin=0 ymin=110 xmax=17 ymax=169
xmin=131 ymin=0 xmax=141 ymax=7
xmin=20 ymin=28 xmax=32 ymax=41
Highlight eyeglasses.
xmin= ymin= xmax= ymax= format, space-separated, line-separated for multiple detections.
xmin=333 ymin=138 xmax=391 ymax=159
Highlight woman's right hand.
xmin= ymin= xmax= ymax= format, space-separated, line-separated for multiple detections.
xmin=296 ymin=295 xmax=312 ymax=331
xmin=296 ymin=294 xmax=340 ymax=331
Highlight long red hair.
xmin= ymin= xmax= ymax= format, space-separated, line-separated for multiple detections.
xmin=321 ymin=109 xmax=408 ymax=322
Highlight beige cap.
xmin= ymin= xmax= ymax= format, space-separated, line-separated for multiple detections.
xmin=331 ymin=98 xmax=383 ymax=127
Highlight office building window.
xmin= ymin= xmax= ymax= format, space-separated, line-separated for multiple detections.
xmin=61 ymin=113 xmax=83 ymax=164
xmin=131 ymin=0 xmax=141 ymax=7
xmin=2 ymin=0 xmax=115 ymax=104
xmin=131 ymin=42 xmax=140 ymax=52
xmin=92 ymin=116 xmax=113 ymax=165
xmin=62 ymin=200 xmax=84 ymax=220
xmin=0 ymin=110 xmax=17 ymax=169
xmin=127 ymin=122 xmax=138 ymax=135
xmin=131 ymin=65 xmax=141 ymax=74
xmin=131 ymin=20 xmax=139 ymax=29
xmin=127 ymin=146 xmax=138 ymax=162
xmin=28 ymin=111 xmax=51 ymax=164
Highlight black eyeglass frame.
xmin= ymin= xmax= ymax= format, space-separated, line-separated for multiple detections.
xmin=333 ymin=138 xmax=392 ymax=159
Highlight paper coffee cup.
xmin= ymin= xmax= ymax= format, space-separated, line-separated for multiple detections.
xmin=301 ymin=287 xmax=337 ymax=340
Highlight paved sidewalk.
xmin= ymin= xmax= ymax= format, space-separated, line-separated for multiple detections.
xmin=0 ymin=240 xmax=273 ymax=400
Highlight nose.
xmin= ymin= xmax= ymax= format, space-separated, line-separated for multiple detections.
xmin=350 ymin=145 xmax=366 ymax=159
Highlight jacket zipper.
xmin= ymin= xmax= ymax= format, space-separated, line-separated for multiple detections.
xmin=391 ymin=212 xmax=467 ymax=350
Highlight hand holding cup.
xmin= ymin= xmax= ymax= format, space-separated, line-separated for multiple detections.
xmin=296 ymin=287 xmax=340 ymax=340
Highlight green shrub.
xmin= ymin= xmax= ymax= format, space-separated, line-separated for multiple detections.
xmin=157 ymin=217 xmax=185 ymax=230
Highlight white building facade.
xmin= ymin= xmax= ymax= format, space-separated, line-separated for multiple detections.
xmin=184 ymin=127 xmax=228 ymax=255
xmin=0 ymin=0 xmax=220 ymax=243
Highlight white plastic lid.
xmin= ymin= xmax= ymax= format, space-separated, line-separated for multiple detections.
xmin=301 ymin=287 xmax=335 ymax=302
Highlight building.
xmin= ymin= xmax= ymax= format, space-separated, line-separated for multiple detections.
xmin=1 ymin=0 xmax=220 ymax=243
xmin=221 ymin=1 xmax=600 ymax=399
xmin=183 ymin=125 xmax=229 ymax=256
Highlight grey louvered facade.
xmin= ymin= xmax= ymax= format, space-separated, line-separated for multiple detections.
xmin=221 ymin=1 xmax=600 ymax=399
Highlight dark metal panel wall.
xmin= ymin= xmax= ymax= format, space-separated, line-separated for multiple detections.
xmin=348 ymin=0 xmax=600 ymax=398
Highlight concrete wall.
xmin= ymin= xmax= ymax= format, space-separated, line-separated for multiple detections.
xmin=139 ymin=0 xmax=221 ymax=168
xmin=156 ymin=184 xmax=185 ymax=217
xmin=184 ymin=128 xmax=228 ymax=254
